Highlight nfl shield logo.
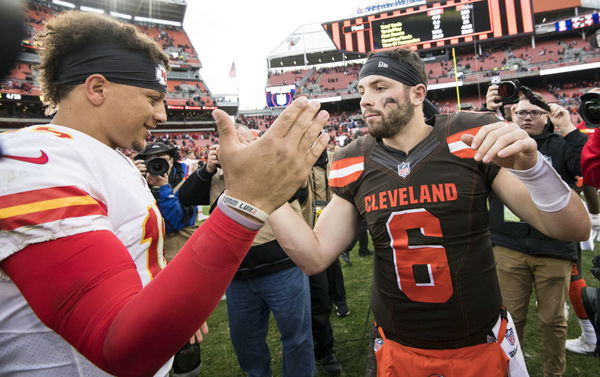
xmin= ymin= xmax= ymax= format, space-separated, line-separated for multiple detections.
xmin=276 ymin=93 xmax=288 ymax=106
xmin=397 ymin=162 xmax=410 ymax=178
xmin=505 ymin=328 xmax=515 ymax=346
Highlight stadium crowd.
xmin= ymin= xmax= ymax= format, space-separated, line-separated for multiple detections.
xmin=3 ymin=2 xmax=600 ymax=377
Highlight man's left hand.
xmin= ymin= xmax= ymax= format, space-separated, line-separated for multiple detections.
xmin=548 ymin=103 xmax=576 ymax=135
xmin=461 ymin=121 xmax=538 ymax=170
xmin=146 ymin=172 xmax=169 ymax=187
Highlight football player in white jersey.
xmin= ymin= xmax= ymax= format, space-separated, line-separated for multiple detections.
xmin=0 ymin=11 xmax=330 ymax=377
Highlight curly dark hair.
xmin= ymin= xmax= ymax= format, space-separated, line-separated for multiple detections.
xmin=367 ymin=48 xmax=428 ymax=87
xmin=35 ymin=11 xmax=170 ymax=115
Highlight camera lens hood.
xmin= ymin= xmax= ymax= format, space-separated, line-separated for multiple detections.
xmin=580 ymin=92 xmax=600 ymax=128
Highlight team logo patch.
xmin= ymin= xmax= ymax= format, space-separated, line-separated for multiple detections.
xmin=397 ymin=162 xmax=410 ymax=178
xmin=378 ymin=61 xmax=388 ymax=68
xmin=155 ymin=64 xmax=167 ymax=87
xmin=505 ymin=327 xmax=515 ymax=346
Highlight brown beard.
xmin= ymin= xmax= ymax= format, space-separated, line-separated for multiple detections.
xmin=368 ymin=98 xmax=414 ymax=139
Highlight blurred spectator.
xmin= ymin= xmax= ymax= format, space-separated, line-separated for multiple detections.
xmin=178 ymin=125 xmax=315 ymax=377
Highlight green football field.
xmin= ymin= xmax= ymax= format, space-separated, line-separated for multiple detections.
xmin=196 ymin=234 xmax=600 ymax=377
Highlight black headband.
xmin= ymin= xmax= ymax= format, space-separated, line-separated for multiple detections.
xmin=56 ymin=43 xmax=167 ymax=93
xmin=358 ymin=53 xmax=426 ymax=87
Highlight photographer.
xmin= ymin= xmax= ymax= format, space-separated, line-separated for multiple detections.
xmin=135 ymin=142 xmax=198 ymax=253
xmin=486 ymin=85 xmax=589 ymax=374
xmin=135 ymin=143 xmax=198 ymax=232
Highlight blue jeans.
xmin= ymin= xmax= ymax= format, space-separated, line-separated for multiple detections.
xmin=226 ymin=266 xmax=315 ymax=377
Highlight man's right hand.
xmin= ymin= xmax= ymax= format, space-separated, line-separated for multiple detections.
xmin=213 ymin=97 xmax=330 ymax=214
xmin=486 ymin=84 xmax=502 ymax=112
xmin=134 ymin=159 xmax=147 ymax=177
xmin=205 ymin=145 xmax=220 ymax=174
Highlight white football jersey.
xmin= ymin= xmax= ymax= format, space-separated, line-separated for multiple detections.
xmin=0 ymin=125 xmax=170 ymax=376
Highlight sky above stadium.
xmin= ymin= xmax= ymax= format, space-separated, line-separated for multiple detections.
xmin=184 ymin=1 xmax=362 ymax=110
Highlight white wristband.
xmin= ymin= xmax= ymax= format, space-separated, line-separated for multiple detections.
xmin=220 ymin=194 xmax=269 ymax=223
xmin=506 ymin=151 xmax=571 ymax=212
xmin=217 ymin=197 xmax=263 ymax=230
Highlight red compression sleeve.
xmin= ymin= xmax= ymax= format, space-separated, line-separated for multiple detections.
xmin=1 ymin=208 xmax=257 ymax=377
xmin=582 ymin=128 xmax=600 ymax=188
xmin=570 ymin=278 xmax=589 ymax=319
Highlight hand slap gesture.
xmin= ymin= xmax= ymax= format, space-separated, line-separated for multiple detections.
xmin=461 ymin=121 xmax=538 ymax=170
xmin=213 ymin=97 xmax=330 ymax=214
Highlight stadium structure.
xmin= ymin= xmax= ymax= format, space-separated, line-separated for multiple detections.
xmin=2 ymin=0 xmax=600 ymax=158
xmin=249 ymin=0 xmax=600 ymax=145
xmin=0 ymin=0 xmax=234 ymax=158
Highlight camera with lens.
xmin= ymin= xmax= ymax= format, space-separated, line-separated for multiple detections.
xmin=496 ymin=80 xmax=522 ymax=105
xmin=145 ymin=157 xmax=170 ymax=176
xmin=579 ymin=92 xmax=600 ymax=128
xmin=493 ymin=79 xmax=551 ymax=115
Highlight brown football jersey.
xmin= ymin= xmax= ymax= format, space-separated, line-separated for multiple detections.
xmin=330 ymin=111 xmax=502 ymax=349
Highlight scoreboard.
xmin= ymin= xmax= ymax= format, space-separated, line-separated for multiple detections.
xmin=322 ymin=0 xmax=534 ymax=53
xmin=372 ymin=1 xmax=491 ymax=49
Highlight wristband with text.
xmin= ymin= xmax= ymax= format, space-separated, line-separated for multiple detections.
xmin=217 ymin=197 xmax=264 ymax=230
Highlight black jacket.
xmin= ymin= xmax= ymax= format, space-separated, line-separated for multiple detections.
xmin=488 ymin=126 xmax=588 ymax=262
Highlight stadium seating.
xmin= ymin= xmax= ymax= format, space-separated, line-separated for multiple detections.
xmin=264 ymin=35 xmax=600 ymax=103
xmin=147 ymin=131 xmax=219 ymax=159
xmin=166 ymin=80 xmax=214 ymax=107
xmin=0 ymin=2 xmax=215 ymax=111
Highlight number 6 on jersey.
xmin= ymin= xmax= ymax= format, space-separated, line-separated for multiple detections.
xmin=386 ymin=208 xmax=453 ymax=303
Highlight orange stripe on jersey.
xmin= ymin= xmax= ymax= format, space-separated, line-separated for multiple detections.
xmin=331 ymin=156 xmax=364 ymax=170
xmin=0 ymin=186 xmax=107 ymax=231
xmin=329 ymin=156 xmax=365 ymax=188
xmin=446 ymin=126 xmax=483 ymax=159
xmin=1 ymin=196 xmax=100 ymax=219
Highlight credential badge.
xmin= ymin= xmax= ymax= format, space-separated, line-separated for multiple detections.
xmin=397 ymin=162 xmax=410 ymax=178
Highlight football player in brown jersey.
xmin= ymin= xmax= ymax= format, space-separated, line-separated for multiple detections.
xmin=270 ymin=48 xmax=590 ymax=377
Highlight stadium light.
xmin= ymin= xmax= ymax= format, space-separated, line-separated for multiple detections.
xmin=134 ymin=16 xmax=182 ymax=27
xmin=80 ymin=6 xmax=104 ymax=14
xmin=110 ymin=11 xmax=132 ymax=20
xmin=53 ymin=0 xmax=75 ymax=8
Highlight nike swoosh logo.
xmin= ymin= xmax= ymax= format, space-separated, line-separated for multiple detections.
xmin=3 ymin=150 xmax=49 ymax=164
